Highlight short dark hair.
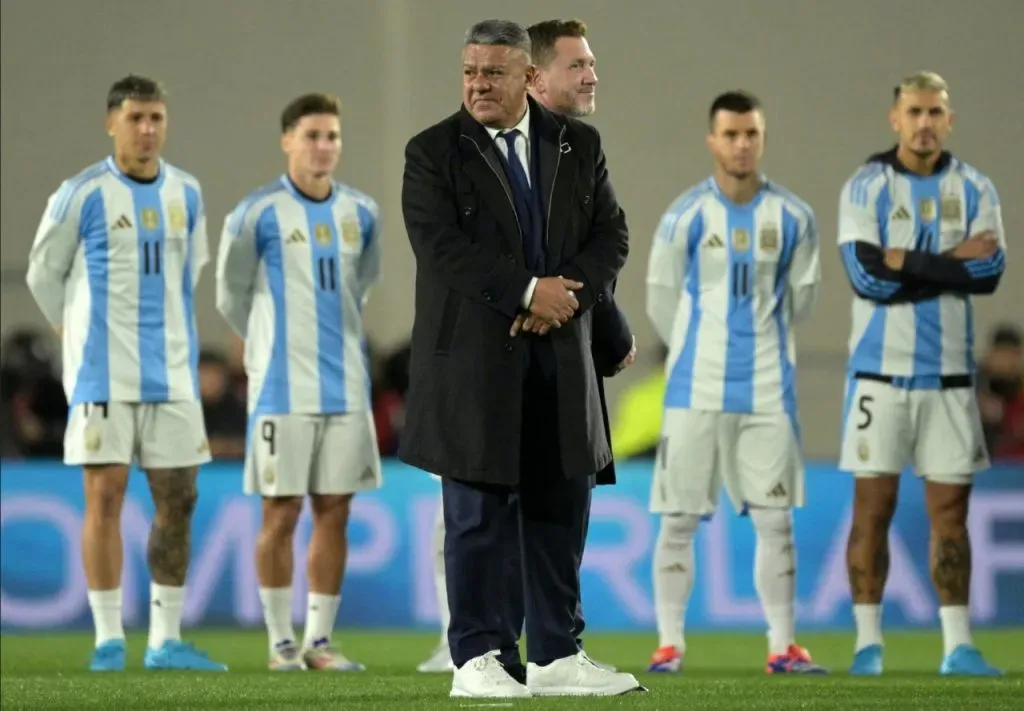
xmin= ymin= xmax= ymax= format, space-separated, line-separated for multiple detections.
xmin=992 ymin=324 xmax=1022 ymax=349
xmin=464 ymin=19 xmax=531 ymax=56
xmin=708 ymin=90 xmax=762 ymax=129
xmin=527 ymin=19 xmax=587 ymax=67
xmin=280 ymin=93 xmax=342 ymax=133
xmin=106 ymin=75 xmax=166 ymax=112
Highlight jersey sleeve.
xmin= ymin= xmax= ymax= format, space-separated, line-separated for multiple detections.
xmin=787 ymin=208 xmax=820 ymax=324
xmin=187 ymin=183 xmax=210 ymax=289
xmin=215 ymin=200 xmax=261 ymax=338
xmin=646 ymin=204 xmax=695 ymax=346
xmin=25 ymin=182 xmax=84 ymax=327
xmin=357 ymin=198 xmax=382 ymax=304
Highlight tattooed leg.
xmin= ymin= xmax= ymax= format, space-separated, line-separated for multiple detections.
xmin=145 ymin=468 xmax=199 ymax=586
xmin=924 ymin=481 xmax=972 ymax=605
xmin=846 ymin=476 xmax=899 ymax=603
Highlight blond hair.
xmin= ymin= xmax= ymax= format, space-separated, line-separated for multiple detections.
xmin=893 ymin=71 xmax=949 ymax=102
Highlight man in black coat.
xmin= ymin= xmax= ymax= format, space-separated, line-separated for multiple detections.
xmin=400 ymin=19 xmax=642 ymax=699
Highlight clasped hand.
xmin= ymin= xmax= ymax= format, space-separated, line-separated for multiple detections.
xmin=509 ymin=276 xmax=583 ymax=336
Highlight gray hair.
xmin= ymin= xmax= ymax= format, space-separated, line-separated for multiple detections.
xmin=463 ymin=19 xmax=531 ymax=56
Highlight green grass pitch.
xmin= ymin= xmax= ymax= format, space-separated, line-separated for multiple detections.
xmin=2 ymin=629 xmax=1021 ymax=709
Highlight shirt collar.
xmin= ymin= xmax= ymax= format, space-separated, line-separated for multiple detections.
xmin=485 ymin=104 xmax=531 ymax=144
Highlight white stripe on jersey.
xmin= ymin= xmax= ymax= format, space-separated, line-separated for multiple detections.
xmin=216 ymin=176 xmax=380 ymax=417
xmin=26 ymin=157 xmax=207 ymax=405
xmin=837 ymin=155 xmax=1006 ymax=378
xmin=646 ymin=177 xmax=819 ymax=416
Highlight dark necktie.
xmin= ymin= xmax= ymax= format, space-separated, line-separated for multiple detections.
xmin=500 ymin=130 xmax=543 ymax=271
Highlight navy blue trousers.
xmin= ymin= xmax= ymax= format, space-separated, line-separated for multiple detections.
xmin=442 ymin=363 xmax=591 ymax=675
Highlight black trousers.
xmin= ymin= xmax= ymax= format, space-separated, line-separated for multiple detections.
xmin=442 ymin=359 xmax=592 ymax=673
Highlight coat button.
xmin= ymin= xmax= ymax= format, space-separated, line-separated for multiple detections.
xmin=582 ymin=194 xmax=591 ymax=204
xmin=597 ymin=292 xmax=605 ymax=302
xmin=482 ymin=290 xmax=493 ymax=302
xmin=503 ymin=252 xmax=514 ymax=261
xmin=463 ymin=206 xmax=473 ymax=216
xmin=504 ymin=342 xmax=514 ymax=352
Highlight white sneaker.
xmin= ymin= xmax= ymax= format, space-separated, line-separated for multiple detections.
xmin=527 ymin=651 xmax=645 ymax=696
xmin=417 ymin=642 xmax=455 ymax=673
xmin=451 ymin=650 xmax=532 ymax=698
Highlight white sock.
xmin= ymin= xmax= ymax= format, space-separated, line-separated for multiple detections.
xmin=148 ymin=584 xmax=184 ymax=650
xmin=259 ymin=586 xmax=296 ymax=652
xmin=653 ymin=514 xmax=699 ymax=651
xmin=749 ymin=508 xmax=796 ymax=655
xmin=939 ymin=606 xmax=972 ymax=656
xmin=303 ymin=592 xmax=341 ymax=649
xmin=853 ymin=604 xmax=883 ymax=651
xmin=432 ymin=502 xmax=450 ymax=646
xmin=88 ymin=588 xmax=125 ymax=647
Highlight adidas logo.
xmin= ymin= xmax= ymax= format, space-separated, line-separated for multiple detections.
xmin=767 ymin=482 xmax=787 ymax=498
xmin=286 ymin=229 xmax=306 ymax=244
xmin=110 ymin=214 xmax=132 ymax=230
xmin=892 ymin=206 xmax=911 ymax=220
xmin=704 ymin=233 xmax=724 ymax=248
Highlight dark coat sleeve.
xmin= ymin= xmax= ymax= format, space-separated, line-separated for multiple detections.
xmin=402 ymin=133 xmax=535 ymax=319
xmin=591 ymin=285 xmax=633 ymax=377
xmin=556 ymin=126 xmax=629 ymax=316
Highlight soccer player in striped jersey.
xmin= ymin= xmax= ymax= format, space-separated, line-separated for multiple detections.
xmin=215 ymin=93 xmax=382 ymax=672
xmin=838 ymin=72 xmax=1005 ymax=677
xmin=25 ymin=75 xmax=225 ymax=672
xmin=645 ymin=91 xmax=826 ymax=675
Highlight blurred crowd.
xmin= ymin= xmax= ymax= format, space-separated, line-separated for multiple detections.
xmin=0 ymin=330 xmax=415 ymax=461
xmin=1 ymin=323 xmax=1022 ymax=463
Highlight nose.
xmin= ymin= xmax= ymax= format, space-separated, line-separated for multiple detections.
xmin=583 ymin=67 xmax=598 ymax=85
xmin=469 ymin=74 xmax=491 ymax=93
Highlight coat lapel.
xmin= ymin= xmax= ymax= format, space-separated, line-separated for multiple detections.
xmin=531 ymin=100 xmax=577 ymax=269
xmin=458 ymin=107 xmax=525 ymax=264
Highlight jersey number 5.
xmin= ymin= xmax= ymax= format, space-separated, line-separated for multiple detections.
xmin=856 ymin=394 xmax=874 ymax=430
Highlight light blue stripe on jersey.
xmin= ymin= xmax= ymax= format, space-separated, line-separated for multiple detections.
xmin=664 ymin=211 xmax=705 ymax=409
xmin=133 ymin=178 xmax=169 ymax=401
xmin=776 ymin=207 xmax=802 ymax=442
xmin=961 ymin=178 xmax=981 ymax=373
xmin=72 ymin=189 xmax=110 ymax=405
xmin=254 ymin=207 xmax=289 ymax=414
xmin=50 ymin=162 xmax=108 ymax=223
xmin=910 ymin=176 xmax=942 ymax=377
xmin=847 ymin=187 xmax=892 ymax=374
xmin=722 ymin=201 xmax=758 ymax=412
xmin=305 ymin=200 xmax=346 ymax=413
xmin=183 ymin=184 xmax=201 ymax=397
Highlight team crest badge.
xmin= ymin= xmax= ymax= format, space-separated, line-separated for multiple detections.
xmin=918 ymin=198 xmax=936 ymax=222
xmin=84 ymin=427 xmax=101 ymax=453
xmin=759 ymin=224 xmax=779 ymax=252
xmin=314 ymin=224 xmax=332 ymax=245
xmin=857 ymin=439 xmax=869 ymax=462
xmin=341 ymin=218 xmax=360 ymax=248
xmin=262 ymin=464 xmax=276 ymax=485
xmin=941 ymin=195 xmax=961 ymax=221
xmin=167 ymin=202 xmax=187 ymax=230
xmin=141 ymin=208 xmax=160 ymax=231
xmin=731 ymin=228 xmax=750 ymax=252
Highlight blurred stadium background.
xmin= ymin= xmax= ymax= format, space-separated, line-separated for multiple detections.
xmin=1 ymin=0 xmax=1022 ymax=707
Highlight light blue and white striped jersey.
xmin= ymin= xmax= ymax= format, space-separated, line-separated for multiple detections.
xmin=215 ymin=175 xmax=381 ymax=416
xmin=838 ymin=149 xmax=1007 ymax=380
xmin=646 ymin=177 xmax=819 ymax=415
xmin=26 ymin=157 xmax=208 ymax=406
